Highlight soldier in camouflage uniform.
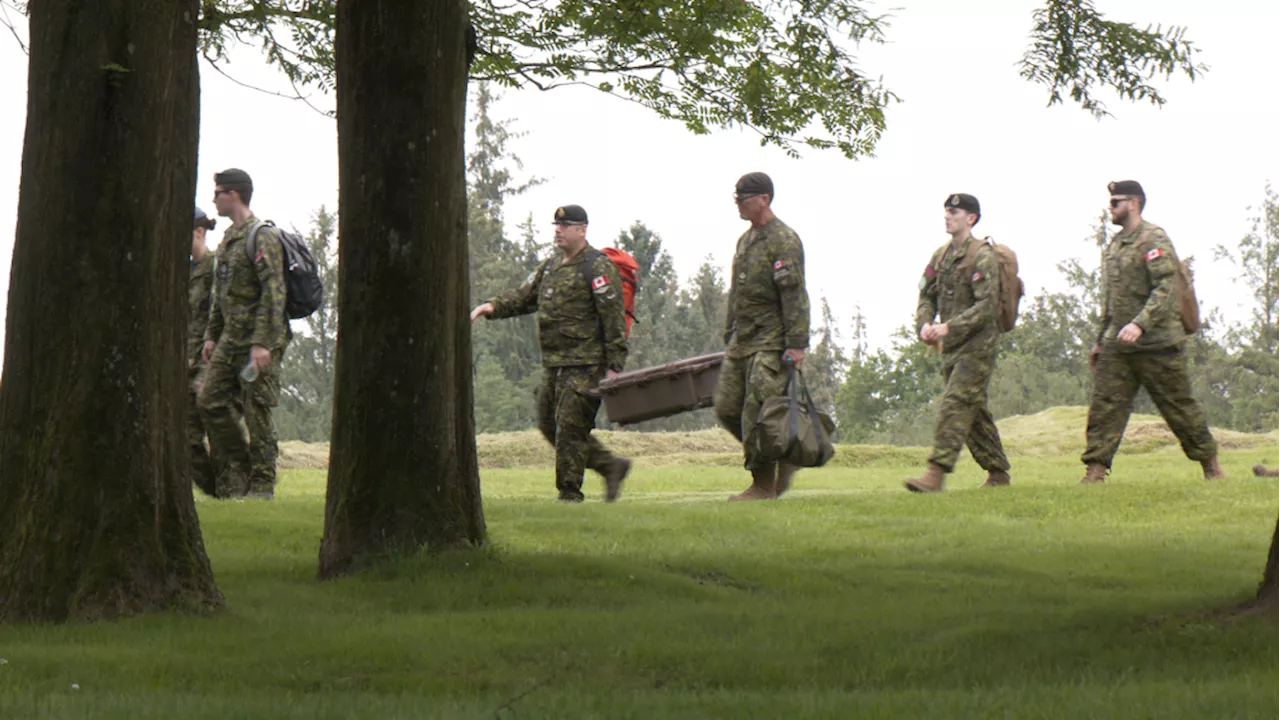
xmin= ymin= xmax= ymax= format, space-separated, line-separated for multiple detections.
xmin=188 ymin=207 xmax=219 ymax=496
xmin=471 ymin=204 xmax=632 ymax=503
xmin=199 ymin=169 xmax=290 ymax=500
xmin=714 ymin=172 xmax=811 ymax=501
xmin=1080 ymin=180 xmax=1224 ymax=483
xmin=905 ymin=194 xmax=1012 ymax=493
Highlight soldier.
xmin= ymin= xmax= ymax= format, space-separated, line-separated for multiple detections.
xmin=199 ymin=168 xmax=290 ymax=500
xmin=1080 ymin=180 xmax=1225 ymax=483
xmin=905 ymin=194 xmax=1012 ymax=493
xmin=188 ymin=207 xmax=219 ymax=496
xmin=470 ymin=204 xmax=632 ymax=503
xmin=714 ymin=172 xmax=811 ymax=501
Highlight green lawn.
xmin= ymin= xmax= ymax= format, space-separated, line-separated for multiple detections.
xmin=1 ymin=441 xmax=1276 ymax=719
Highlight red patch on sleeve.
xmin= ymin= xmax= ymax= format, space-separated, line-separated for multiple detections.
xmin=971 ymin=271 xmax=982 ymax=282
xmin=254 ymin=250 xmax=265 ymax=264
xmin=773 ymin=259 xmax=785 ymax=270
xmin=591 ymin=275 xmax=609 ymax=290
xmin=924 ymin=265 xmax=936 ymax=279
xmin=1145 ymin=248 xmax=1163 ymax=261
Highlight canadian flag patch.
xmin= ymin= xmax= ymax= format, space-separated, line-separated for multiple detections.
xmin=254 ymin=249 xmax=265 ymax=264
xmin=1145 ymin=248 xmax=1163 ymax=261
xmin=971 ymin=271 xmax=982 ymax=282
xmin=773 ymin=259 xmax=785 ymax=270
xmin=591 ymin=275 xmax=610 ymax=290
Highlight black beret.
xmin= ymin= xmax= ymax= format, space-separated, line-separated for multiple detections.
xmin=944 ymin=193 xmax=981 ymax=215
xmin=1107 ymin=180 xmax=1144 ymax=197
xmin=552 ymin=204 xmax=588 ymax=225
xmin=194 ymin=206 xmax=216 ymax=230
xmin=735 ymin=172 xmax=774 ymax=199
xmin=214 ymin=168 xmax=253 ymax=188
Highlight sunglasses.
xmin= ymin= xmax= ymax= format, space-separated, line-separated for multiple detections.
xmin=213 ymin=189 xmax=233 ymax=198
xmin=1109 ymin=197 xmax=1133 ymax=208
xmin=733 ymin=193 xmax=759 ymax=204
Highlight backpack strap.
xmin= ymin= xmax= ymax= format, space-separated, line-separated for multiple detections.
xmin=243 ymin=220 xmax=275 ymax=262
xmin=959 ymin=236 xmax=990 ymax=279
xmin=580 ymin=247 xmax=608 ymax=348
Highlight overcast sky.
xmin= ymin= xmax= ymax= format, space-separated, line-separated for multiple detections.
xmin=1 ymin=0 xmax=1277 ymax=359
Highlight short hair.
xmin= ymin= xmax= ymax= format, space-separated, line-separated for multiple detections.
xmin=222 ymin=183 xmax=253 ymax=207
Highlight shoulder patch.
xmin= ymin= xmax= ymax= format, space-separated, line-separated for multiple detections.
xmin=1145 ymin=248 xmax=1164 ymax=261
xmin=591 ymin=275 xmax=610 ymax=292
xmin=773 ymin=259 xmax=785 ymax=270
xmin=971 ymin=271 xmax=983 ymax=282
xmin=924 ymin=265 xmax=936 ymax=279
xmin=254 ymin=249 xmax=265 ymax=264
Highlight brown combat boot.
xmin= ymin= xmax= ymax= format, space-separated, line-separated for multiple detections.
xmin=1080 ymin=463 xmax=1107 ymax=485
xmin=603 ymin=458 xmax=631 ymax=502
xmin=1253 ymin=464 xmax=1279 ymax=478
xmin=775 ymin=463 xmax=798 ymax=498
xmin=980 ymin=470 xmax=1011 ymax=488
xmin=730 ymin=464 xmax=777 ymax=501
xmin=1201 ymin=456 xmax=1227 ymax=480
xmin=904 ymin=462 xmax=945 ymax=493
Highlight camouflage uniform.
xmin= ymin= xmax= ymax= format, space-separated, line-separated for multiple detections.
xmin=915 ymin=238 xmax=1010 ymax=473
xmin=714 ymin=216 xmax=810 ymax=468
xmin=488 ymin=245 xmax=628 ymax=501
xmin=1082 ymin=220 xmax=1217 ymax=468
xmin=199 ymin=213 xmax=290 ymax=498
xmin=188 ymin=252 xmax=218 ymax=496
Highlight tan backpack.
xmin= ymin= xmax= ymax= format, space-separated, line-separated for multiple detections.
xmin=1136 ymin=236 xmax=1200 ymax=333
xmin=958 ymin=237 xmax=1024 ymax=333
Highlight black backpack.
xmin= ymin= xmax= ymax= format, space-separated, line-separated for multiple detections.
xmin=246 ymin=221 xmax=324 ymax=319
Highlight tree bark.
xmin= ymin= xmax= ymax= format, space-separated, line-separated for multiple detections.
xmin=0 ymin=0 xmax=221 ymax=622
xmin=319 ymin=0 xmax=485 ymax=578
xmin=1256 ymin=521 xmax=1278 ymax=611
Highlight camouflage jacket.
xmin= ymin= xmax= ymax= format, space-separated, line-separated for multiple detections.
xmin=204 ymin=213 xmax=290 ymax=361
xmin=915 ymin=237 xmax=1000 ymax=359
xmin=188 ymin=252 xmax=215 ymax=371
xmin=723 ymin=216 xmax=810 ymax=359
xmin=1097 ymin=219 xmax=1184 ymax=351
xmin=488 ymin=244 xmax=628 ymax=370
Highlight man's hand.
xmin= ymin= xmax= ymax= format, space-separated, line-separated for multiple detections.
xmin=1089 ymin=345 xmax=1102 ymax=372
xmin=470 ymin=302 xmax=494 ymax=324
xmin=1117 ymin=323 xmax=1143 ymax=344
xmin=782 ymin=348 xmax=806 ymax=369
xmin=202 ymin=340 xmax=215 ymax=363
xmin=920 ymin=323 xmax=950 ymax=343
xmin=605 ymin=369 xmax=619 ymax=382
xmin=250 ymin=344 xmax=271 ymax=370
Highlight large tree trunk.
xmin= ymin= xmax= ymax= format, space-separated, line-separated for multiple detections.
xmin=319 ymin=0 xmax=485 ymax=578
xmin=1255 ymin=521 xmax=1278 ymax=611
xmin=0 ymin=0 xmax=221 ymax=622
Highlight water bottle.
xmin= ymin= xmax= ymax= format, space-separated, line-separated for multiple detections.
xmin=240 ymin=359 xmax=259 ymax=383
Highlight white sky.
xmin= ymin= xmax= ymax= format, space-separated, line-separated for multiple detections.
xmin=1 ymin=0 xmax=1277 ymax=358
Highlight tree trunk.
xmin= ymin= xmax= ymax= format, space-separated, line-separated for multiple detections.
xmin=1256 ymin=521 xmax=1278 ymax=611
xmin=319 ymin=0 xmax=485 ymax=578
xmin=0 ymin=0 xmax=221 ymax=622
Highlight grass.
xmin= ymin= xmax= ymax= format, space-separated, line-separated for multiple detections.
xmin=1 ymin=420 xmax=1277 ymax=719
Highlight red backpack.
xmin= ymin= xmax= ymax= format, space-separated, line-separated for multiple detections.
xmin=582 ymin=247 xmax=639 ymax=338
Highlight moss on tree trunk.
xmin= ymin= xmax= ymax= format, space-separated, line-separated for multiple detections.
xmin=0 ymin=0 xmax=221 ymax=622
xmin=318 ymin=0 xmax=485 ymax=579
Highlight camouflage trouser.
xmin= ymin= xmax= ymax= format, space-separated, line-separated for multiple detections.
xmin=1082 ymin=344 xmax=1217 ymax=468
xmin=187 ymin=366 xmax=219 ymax=496
xmin=929 ymin=353 xmax=1010 ymax=473
xmin=535 ymin=365 xmax=620 ymax=501
xmin=714 ymin=350 xmax=789 ymax=469
xmin=198 ymin=348 xmax=282 ymax=497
